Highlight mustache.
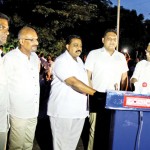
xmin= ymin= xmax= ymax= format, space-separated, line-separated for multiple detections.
xmin=76 ymin=50 xmax=82 ymax=53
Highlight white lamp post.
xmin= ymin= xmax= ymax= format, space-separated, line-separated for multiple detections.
xmin=117 ymin=0 xmax=120 ymax=51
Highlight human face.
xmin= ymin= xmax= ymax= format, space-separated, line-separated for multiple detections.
xmin=66 ymin=38 xmax=82 ymax=60
xmin=20 ymin=30 xmax=38 ymax=56
xmin=0 ymin=18 xmax=9 ymax=45
xmin=102 ymin=32 xmax=117 ymax=53
xmin=145 ymin=45 xmax=150 ymax=61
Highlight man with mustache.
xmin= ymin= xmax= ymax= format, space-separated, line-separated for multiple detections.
xmin=85 ymin=29 xmax=128 ymax=150
xmin=47 ymin=35 xmax=103 ymax=150
xmin=0 ymin=12 xmax=9 ymax=150
xmin=3 ymin=26 xmax=40 ymax=150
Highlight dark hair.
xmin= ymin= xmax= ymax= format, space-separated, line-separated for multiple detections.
xmin=0 ymin=12 xmax=10 ymax=22
xmin=66 ymin=35 xmax=82 ymax=45
xmin=103 ymin=29 xmax=117 ymax=37
xmin=40 ymin=52 xmax=44 ymax=57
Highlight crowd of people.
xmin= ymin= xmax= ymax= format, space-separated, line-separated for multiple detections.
xmin=0 ymin=11 xmax=150 ymax=150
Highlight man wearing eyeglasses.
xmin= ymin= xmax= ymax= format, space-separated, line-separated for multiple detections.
xmin=131 ymin=43 xmax=150 ymax=94
xmin=3 ymin=26 xmax=40 ymax=150
xmin=0 ymin=12 xmax=9 ymax=150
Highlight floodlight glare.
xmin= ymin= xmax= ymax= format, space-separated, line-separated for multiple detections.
xmin=123 ymin=48 xmax=128 ymax=53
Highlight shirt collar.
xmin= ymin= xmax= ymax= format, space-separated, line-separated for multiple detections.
xmin=16 ymin=47 xmax=33 ymax=60
xmin=102 ymin=47 xmax=117 ymax=56
xmin=65 ymin=50 xmax=80 ymax=62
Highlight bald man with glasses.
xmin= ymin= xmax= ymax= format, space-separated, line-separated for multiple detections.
xmin=3 ymin=26 xmax=40 ymax=150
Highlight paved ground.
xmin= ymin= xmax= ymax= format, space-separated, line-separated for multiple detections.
xmin=33 ymin=137 xmax=84 ymax=150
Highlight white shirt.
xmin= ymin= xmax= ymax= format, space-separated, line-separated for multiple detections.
xmin=47 ymin=50 xmax=89 ymax=118
xmin=85 ymin=47 xmax=128 ymax=92
xmin=3 ymin=47 xmax=40 ymax=119
xmin=131 ymin=60 xmax=150 ymax=92
xmin=0 ymin=59 xmax=9 ymax=132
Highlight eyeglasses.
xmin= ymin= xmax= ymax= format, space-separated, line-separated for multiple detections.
xmin=24 ymin=38 xmax=38 ymax=42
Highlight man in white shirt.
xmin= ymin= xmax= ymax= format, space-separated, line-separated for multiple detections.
xmin=3 ymin=26 xmax=40 ymax=150
xmin=0 ymin=12 xmax=9 ymax=150
xmin=131 ymin=43 xmax=150 ymax=94
xmin=47 ymin=35 xmax=105 ymax=150
xmin=85 ymin=29 xmax=128 ymax=150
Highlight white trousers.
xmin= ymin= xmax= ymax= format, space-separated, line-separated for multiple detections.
xmin=50 ymin=117 xmax=85 ymax=150
xmin=8 ymin=115 xmax=37 ymax=150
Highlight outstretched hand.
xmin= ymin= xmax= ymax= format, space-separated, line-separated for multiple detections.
xmin=92 ymin=91 xmax=107 ymax=101
xmin=89 ymin=91 xmax=107 ymax=112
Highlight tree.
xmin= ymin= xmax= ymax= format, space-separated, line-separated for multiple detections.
xmin=0 ymin=0 xmax=150 ymax=57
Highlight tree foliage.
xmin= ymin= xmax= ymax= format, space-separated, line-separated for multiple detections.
xmin=0 ymin=0 xmax=150 ymax=58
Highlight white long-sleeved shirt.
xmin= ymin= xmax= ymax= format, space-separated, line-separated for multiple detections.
xmin=3 ymin=47 xmax=40 ymax=119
